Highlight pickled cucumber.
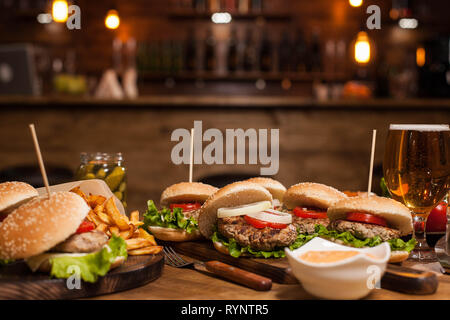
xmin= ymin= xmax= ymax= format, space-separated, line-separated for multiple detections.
xmin=96 ymin=168 xmax=107 ymax=179
xmin=114 ymin=191 xmax=123 ymax=200
xmin=118 ymin=181 xmax=127 ymax=192
xmin=105 ymin=166 xmax=125 ymax=191
xmin=84 ymin=173 xmax=96 ymax=180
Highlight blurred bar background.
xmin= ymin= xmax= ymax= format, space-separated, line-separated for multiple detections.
xmin=0 ymin=0 xmax=448 ymax=211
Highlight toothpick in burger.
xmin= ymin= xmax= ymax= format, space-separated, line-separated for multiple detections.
xmin=198 ymin=181 xmax=306 ymax=258
xmin=143 ymin=182 xmax=218 ymax=241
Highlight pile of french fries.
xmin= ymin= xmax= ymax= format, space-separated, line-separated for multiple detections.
xmin=70 ymin=186 xmax=163 ymax=256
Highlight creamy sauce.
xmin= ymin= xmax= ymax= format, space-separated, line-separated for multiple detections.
xmin=299 ymin=250 xmax=378 ymax=263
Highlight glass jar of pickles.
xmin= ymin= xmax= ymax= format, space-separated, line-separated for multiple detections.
xmin=75 ymin=152 xmax=127 ymax=208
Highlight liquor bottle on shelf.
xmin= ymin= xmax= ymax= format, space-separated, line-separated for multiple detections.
xmin=172 ymin=40 xmax=183 ymax=73
xmin=204 ymin=29 xmax=217 ymax=72
xmin=227 ymin=28 xmax=239 ymax=72
xmin=238 ymin=0 xmax=249 ymax=14
xmin=184 ymin=29 xmax=197 ymax=71
xmin=259 ymin=30 xmax=273 ymax=72
xmin=251 ymin=0 xmax=263 ymax=13
xmin=223 ymin=0 xmax=236 ymax=12
xmin=292 ymin=30 xmax=307 ymax=73
xmin=278 ymin=30 xmax=291 ymax=73
xmin=194 ymin=0 xmax=206 ymax=12
xmin=243 ymin=28 xmax=255 ymax=71
xmin=209 ymin=0 xmax=220 ymax=12
xmin=310 ymin=31 xmax=322 ymax=72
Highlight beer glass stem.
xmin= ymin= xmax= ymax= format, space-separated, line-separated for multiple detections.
xmin=411 ymin=213 xmax=437 ymax=262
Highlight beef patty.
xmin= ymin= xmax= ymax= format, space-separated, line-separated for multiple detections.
xmin=182 ymin=209 xmax=200 ymax=221
xmin=292 ymin=216 xmax=329 ymax=234
xmin=330 ymin=220 xmax=400 ymax=241
xmin=52 ymin=230 xmax=109 ymax=253
xmin=217 ymin=216 xmax=297 ymax=251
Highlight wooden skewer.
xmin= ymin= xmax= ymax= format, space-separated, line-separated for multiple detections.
xmin=189 ymin=128 xmax=194 ymax=183
xmin=367 ymin=129 xmax=377 ymax=197
xmin=29 ymin=124 xmax=51 ymax=198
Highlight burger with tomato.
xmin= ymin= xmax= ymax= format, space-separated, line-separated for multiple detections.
xmin=282 ymin=183 xmax=348 ymax=235
xmin=198 ymin=181 xmax=307 ymax=258
xmin=324 ymin=195 xmax=416 ymax=262
xmin=143 ymin=182 xmax=218 ymax=241
xmin=0 ymin=191 xmax=127 ymax=282
xmin=0 ymin=181 xmax=38 ymax=222
xmin=246 ymin=177 xmax=286 ymax=209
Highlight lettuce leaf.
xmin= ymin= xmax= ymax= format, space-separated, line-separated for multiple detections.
xmin=211 ymin=231 xmax=316 ymax=259
xmin=50 ymin=235 xmax=127 ymax=283
xmin=314 ymin=224 xmax=416 ymax=253
xmin=143 ymin=200 xmax=198 ymax=234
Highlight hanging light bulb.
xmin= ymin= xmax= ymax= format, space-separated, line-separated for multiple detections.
xmin=105 ymin=9 xmax=120 ymax=30
xmin=349 ymin=0 xmax=363 ymax=7
xmin=354 ymin=31 xmax=371 ymax=64
xmin=416 ymin=47 xmax=425 ymax=67
xmin=52 ymin=0 xmax=68 ymax=23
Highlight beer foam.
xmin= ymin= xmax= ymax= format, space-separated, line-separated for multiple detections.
xmin=389 ymin=124 xmax=449 ymax=131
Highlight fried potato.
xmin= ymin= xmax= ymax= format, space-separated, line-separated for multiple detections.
xmin=125 ymin=238 xmax=155 ymax=250
xmin=96 ymin=223 xmax=109 ymax=233
xmin=70 ymin=186 xmax=89 ymax=203
xmin=105 ymin=197 xmax=130 ymax=230
xmin=88 ymin=194 xmax=106 ymax=208
xmin=109 ymin=226 xmax=120 ymax=236
xmin=119 ymin=225 xmax=134 ymax=240
xmin=130 ymin=210 xmax=140 ymax=222
xmin=137 ymin=228 xmax=157 ymax=246
xmin=128 ymin=246 xmax=163 ymax=256
xmin=88 ymin=210 xmax=103 ymax=227
xmin=97 ymin=211 xmax=113 ymax=225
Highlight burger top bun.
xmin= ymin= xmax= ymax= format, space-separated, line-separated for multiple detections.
xmin=327 ymin=195 xmax=413 ymax=236
xmin=160 ymin=182 xmax=218 ymax=207
xmin=246 ymin=177 xmax=286 ymax=201
xmin=283 ymin=182 xmax=348 ymax=210
xmin=198 ymin=181 xmax=272 ymax=239
xmin=0 ymin=181 xmax=38 ymax=213
xmin=0 ymin=191 xmax=90 ymax=260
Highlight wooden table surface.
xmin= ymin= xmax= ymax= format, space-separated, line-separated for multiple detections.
xmin=88 ymin=256 xmax=450 ymax=300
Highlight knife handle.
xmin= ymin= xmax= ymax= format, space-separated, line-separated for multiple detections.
xmin=204 ymin=260 xmax=272 ymax=291
xmin=381 ymin=264 xmax=439 ymax=295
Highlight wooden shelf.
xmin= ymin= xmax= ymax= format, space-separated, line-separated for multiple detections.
xmin=138 ymin=71 xmax=349 ymax=82
xmin=168 ymin=10 xmax=291 ymax=21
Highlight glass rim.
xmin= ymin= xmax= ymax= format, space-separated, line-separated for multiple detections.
xmin=389 ymin=124 xmax=449 ymax=131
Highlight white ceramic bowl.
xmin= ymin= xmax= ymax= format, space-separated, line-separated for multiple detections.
xmin=285 ymin=237 xmax=390 ymax=299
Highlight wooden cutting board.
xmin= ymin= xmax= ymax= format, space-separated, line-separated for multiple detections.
xmin=171 ymin=240 xmax=439 ymax=294
xmin=0 ymin=253 xmax=164 ymax=300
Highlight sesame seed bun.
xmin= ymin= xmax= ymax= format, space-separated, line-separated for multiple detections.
xmin=0 ymin=191 xmax=90 ymax=260
xmin=147 ymin=226 xmax=202 ymax=242
xmin=327 ymin=195 xmax=413 ymax=236
xmin=198 ymin=181 xmax=272 ymax=239
xmin=388 ymin=250 xmax=410 ymax=263
xmin=160 ymin=182 xmax=218 ymax=207
xmin=246 ymin=177 xmax=286 ymax=201
xmin=283 ymin=182 xmax=348 ymax=210
xmin=0 ymin=181 xmax=38 ymax=214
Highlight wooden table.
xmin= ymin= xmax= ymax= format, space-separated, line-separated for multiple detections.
xmin=88 ymin=257 xmax=450 ymax=300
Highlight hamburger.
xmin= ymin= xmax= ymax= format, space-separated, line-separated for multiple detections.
xmin=246 ymin=177 xmax=286 ymax=209
xmin=282 ymin=183 xmax=348 ymax=234
xmin=143 ymin=182 xmax=218 ymax=241
xmin=324 ymin=195 xmax=416 ymax=262
xmin=0 ymin=181 xmax=38 ymax=222
xmin=198 ymin=181 xmax=305 ymax=258
xmin=0 ymin=191 xmax=127 ymax=282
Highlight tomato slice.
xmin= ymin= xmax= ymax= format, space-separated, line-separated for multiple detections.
xmin=76 ymin=220 xmax=95 ymax=234
xmin=293 ymin=207 xmax=328 ymax=219
xmin=346 ymin=212 xmax=387 ymax=227
xmin=169 ymin=202 xmax=201 ymax=212
xmin=244 ymin=215 xmax=288 ymax=229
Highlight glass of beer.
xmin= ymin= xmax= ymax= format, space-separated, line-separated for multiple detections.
xmin=383 ymin=124 xmax=450 ymax=262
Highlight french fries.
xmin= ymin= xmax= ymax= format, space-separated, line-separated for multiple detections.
xmin=70 ymin=187 xmax=162 ymax=256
